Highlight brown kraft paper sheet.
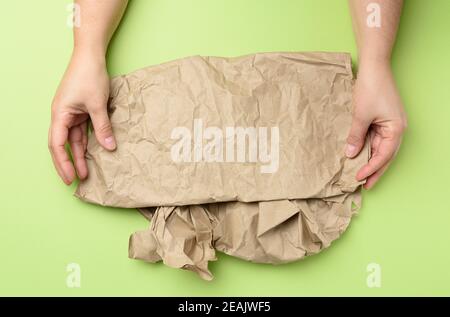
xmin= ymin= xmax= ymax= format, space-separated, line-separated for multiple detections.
xmin=75 ymin=52 xmax=370 ymax=280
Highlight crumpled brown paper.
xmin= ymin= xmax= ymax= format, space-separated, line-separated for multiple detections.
xmin=75 ymin=52 xmax=369 ymax=280
xmin=130 ymin=193 xmax=361 ymax=280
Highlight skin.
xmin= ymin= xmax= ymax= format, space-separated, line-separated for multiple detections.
xmin=348 ymin=0 xmax=407 ymax=189
xmin=49 ymin=0 xmax=406 ymax=190
xmin=49 ymin=0 xmax=128 ymax=184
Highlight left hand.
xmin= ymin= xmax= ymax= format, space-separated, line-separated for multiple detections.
xmin=345 ymin=61 xmax=407 ymax=189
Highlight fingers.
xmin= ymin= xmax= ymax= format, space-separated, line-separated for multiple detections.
xmin=346 ymin=115 xmax=370 ymax=158
xmin=89 ymin=105 xmax=116 ymax=151
xmin=81 ymin=121 xmax=88 ymax=150
xmin=49 ymin=114 xmax=76 ymax=185
xmin=364 ymin=161 xmax=391 ymax=190
xmin=357 ymin=134 xmax=401 ymax=182
xmin=68 ymin=123 xmax=88 ymax=180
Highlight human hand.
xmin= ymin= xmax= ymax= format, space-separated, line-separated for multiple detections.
xmin=345 ymin=61 xmax=407 ymax=189
xmin=49 ymin=49 xmax=116 ymax=185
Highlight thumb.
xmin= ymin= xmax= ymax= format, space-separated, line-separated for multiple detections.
xmin=90 ymin=106 xmax=116 ymax=151
xmin=346 ymin=116 xmax=370 ymax=158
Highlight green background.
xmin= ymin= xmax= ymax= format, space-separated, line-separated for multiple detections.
xmin=1 ymin=0 xmax=449 ymax=296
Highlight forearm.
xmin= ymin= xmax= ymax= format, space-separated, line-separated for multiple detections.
xmin=50 ymin=1 xmax=128 ymax=184
xmin=346 ymin=0 xmax=406 ymax=189
xmin=349 ymin=0 xmax=403 ymax=68
xmin=73 ymin=0 xmax=128 ymax=58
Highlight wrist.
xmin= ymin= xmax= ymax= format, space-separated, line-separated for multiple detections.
xmin=357 ymin=56 xmax=392 ymax=77
xmin=72 ymin=43 xmax=107 ymax=65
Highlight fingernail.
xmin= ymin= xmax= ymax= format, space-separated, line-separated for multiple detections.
xmin=104 ymin=136 xmax=116 ymax=150
xmin=345 ymin=144 xmax=356 ymax=158
xmin=62 ymin=174 xmax=72 ymax=185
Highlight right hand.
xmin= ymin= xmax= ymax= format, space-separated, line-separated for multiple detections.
xmin=49 ymin=49 xmax=116 ymax=185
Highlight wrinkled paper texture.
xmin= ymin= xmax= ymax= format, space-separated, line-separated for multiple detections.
xmin=75 ymin=52 xmax=369 ymax=280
